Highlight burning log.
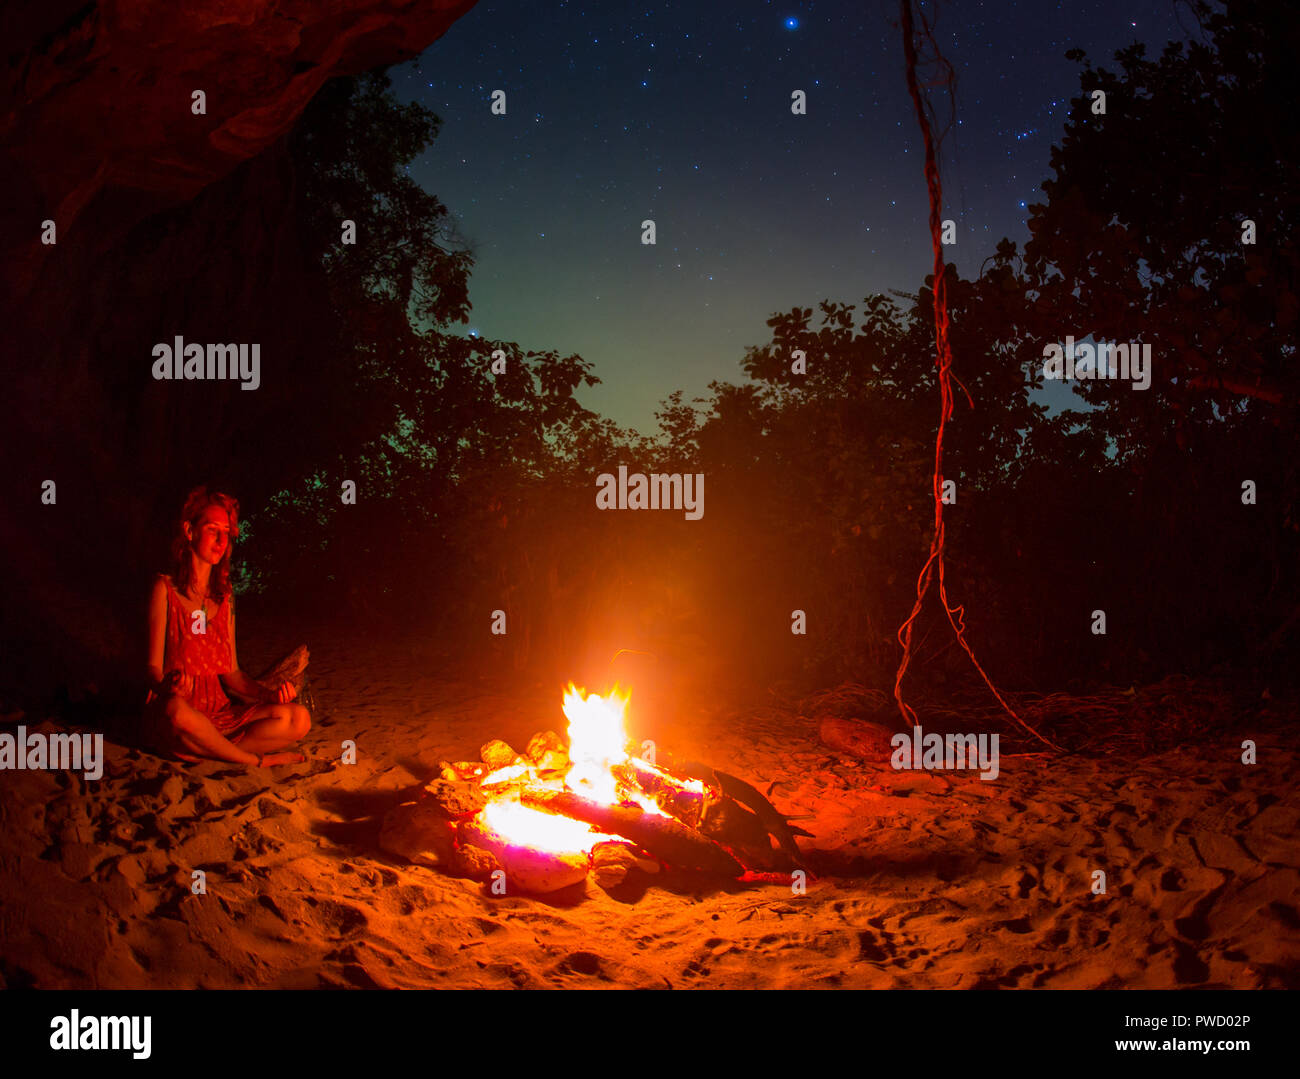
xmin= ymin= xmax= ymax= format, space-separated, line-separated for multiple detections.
xmin=699 ymin=795 xmax=778 ymax=866
xmin=384 ymin=685 xmax=817 ymax=895
xmin=617 ymin=758 xmax=706 ymax=828
xmin=458 ymin=816 xmax=589 ymax=894
xmin=520 ymin=789 xmax=744 ymax=876
xmin=675 ymin=760 xmax=813 ymax=868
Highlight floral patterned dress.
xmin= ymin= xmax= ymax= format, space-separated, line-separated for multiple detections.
xmin=150 ymin=574 xmax=260 ymax=740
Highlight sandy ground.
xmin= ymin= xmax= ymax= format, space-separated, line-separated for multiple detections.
xmin=1 ymin=628 xmax=1297 ymax=990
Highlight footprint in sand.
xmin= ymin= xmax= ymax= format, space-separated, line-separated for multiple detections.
xmin=1171 ymin=883 xmax=1229 ymax=943
xmin=856 ymin=929 xmax=889 ymax=961
xmin=255 ymin=796 xmax=293 ymax=819
xmin=300 ymin=895 xmax=369 ymax=939
xmin=557 ymin=950 xmax=603 ymax=976
xmin=1166 ymin=939 xmax=1211 ymax=984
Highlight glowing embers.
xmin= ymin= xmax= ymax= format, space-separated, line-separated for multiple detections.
xmin=473 ymin=685 xmax=701 ymax=853
xmin=480 ymin=799 xmax=617 ymax=856
xmin=379 ymin=683 xmax=805 ymax=895
xmin=453 ymin=684 xmax=724 ymax=891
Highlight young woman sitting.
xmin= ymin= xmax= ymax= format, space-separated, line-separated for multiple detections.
xmin=144 ymin=486 xmax=310 ymax=768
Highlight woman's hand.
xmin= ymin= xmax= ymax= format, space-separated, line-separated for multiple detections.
xmin=273 ymin=680 xmax=298 ymax=704
xmin=162 ymin=670 xmax=196 ymax=698
xmin=256 ymin=751 xmax=307 ymax=767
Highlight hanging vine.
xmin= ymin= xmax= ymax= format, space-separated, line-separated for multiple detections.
xmin=894 ymin=0 xmax=1059 ymax=751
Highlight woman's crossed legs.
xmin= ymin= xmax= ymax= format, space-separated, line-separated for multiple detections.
xmin=162 ymin=694 xmax=310 ymax=767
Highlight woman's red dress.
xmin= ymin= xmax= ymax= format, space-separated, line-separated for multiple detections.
xmin=147 ymin=575 xmax=260 ymax=745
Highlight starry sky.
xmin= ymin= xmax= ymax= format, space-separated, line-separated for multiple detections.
xmin=392 ymin=0 xmax=1195 ymax=434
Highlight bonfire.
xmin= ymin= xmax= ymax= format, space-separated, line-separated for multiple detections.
xmin=379 ymin=685 xmax=812 ymax=894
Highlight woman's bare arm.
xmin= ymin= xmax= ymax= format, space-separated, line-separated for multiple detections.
xmin=145 ymin=576 xmax=171 ymax=699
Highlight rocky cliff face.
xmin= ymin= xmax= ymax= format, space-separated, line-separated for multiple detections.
xmin=2 ymin=0 xmax=476 ymax=299
xmin=0 ymin=1 xmax=478 ymax=700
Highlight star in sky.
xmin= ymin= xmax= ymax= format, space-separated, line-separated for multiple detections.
xmin=394 ymin=0 xmax=1197 ymax=433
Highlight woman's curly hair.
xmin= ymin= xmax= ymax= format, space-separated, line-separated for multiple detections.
xmin=170 ymin=486 xmax=240 ymax=602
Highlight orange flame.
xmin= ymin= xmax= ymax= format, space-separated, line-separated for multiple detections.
xmin=562 ymin=684 xmax=630 ymax=804
xmin=470 ymin=683 xmax=704 ymax=857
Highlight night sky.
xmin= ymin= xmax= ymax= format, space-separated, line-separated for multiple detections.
xmin=392 ymin=0 xmax=1195 ymax=433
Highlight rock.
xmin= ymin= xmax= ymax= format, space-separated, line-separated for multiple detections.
xmin=458 ymin=819 xmax=588 ymax=895
xmin=419 ymin=779 xmax=485 ymax=820
xmin=819 ymin=716 xmax=899 ymax=762
xmin=525 ymin=731 xmax=565 ymax=762
xmin=591 ymin=841 xmax=658 ymax=890
xmin=440 ymin=760 xmax=488 ymax=783
xmin=452 ymin=844 xmax=502 ymax=881
xmin=592 ymin=863 xmax=627 ymax=889
xmin=378 ymin=801 xmax=456 ymax=868
xmin=479 ymin=740 xmax=517 ymax=770
xmin=3 ymin=1 xmax=479 ymax=304
xmin=591 ymin=843 xmax=631 ymax=889
xmin=525 ymin=731 xmax=569 ymax=775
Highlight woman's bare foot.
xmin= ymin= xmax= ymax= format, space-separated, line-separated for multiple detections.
xmin=257 ymin=751 xmax=307 ymax=768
